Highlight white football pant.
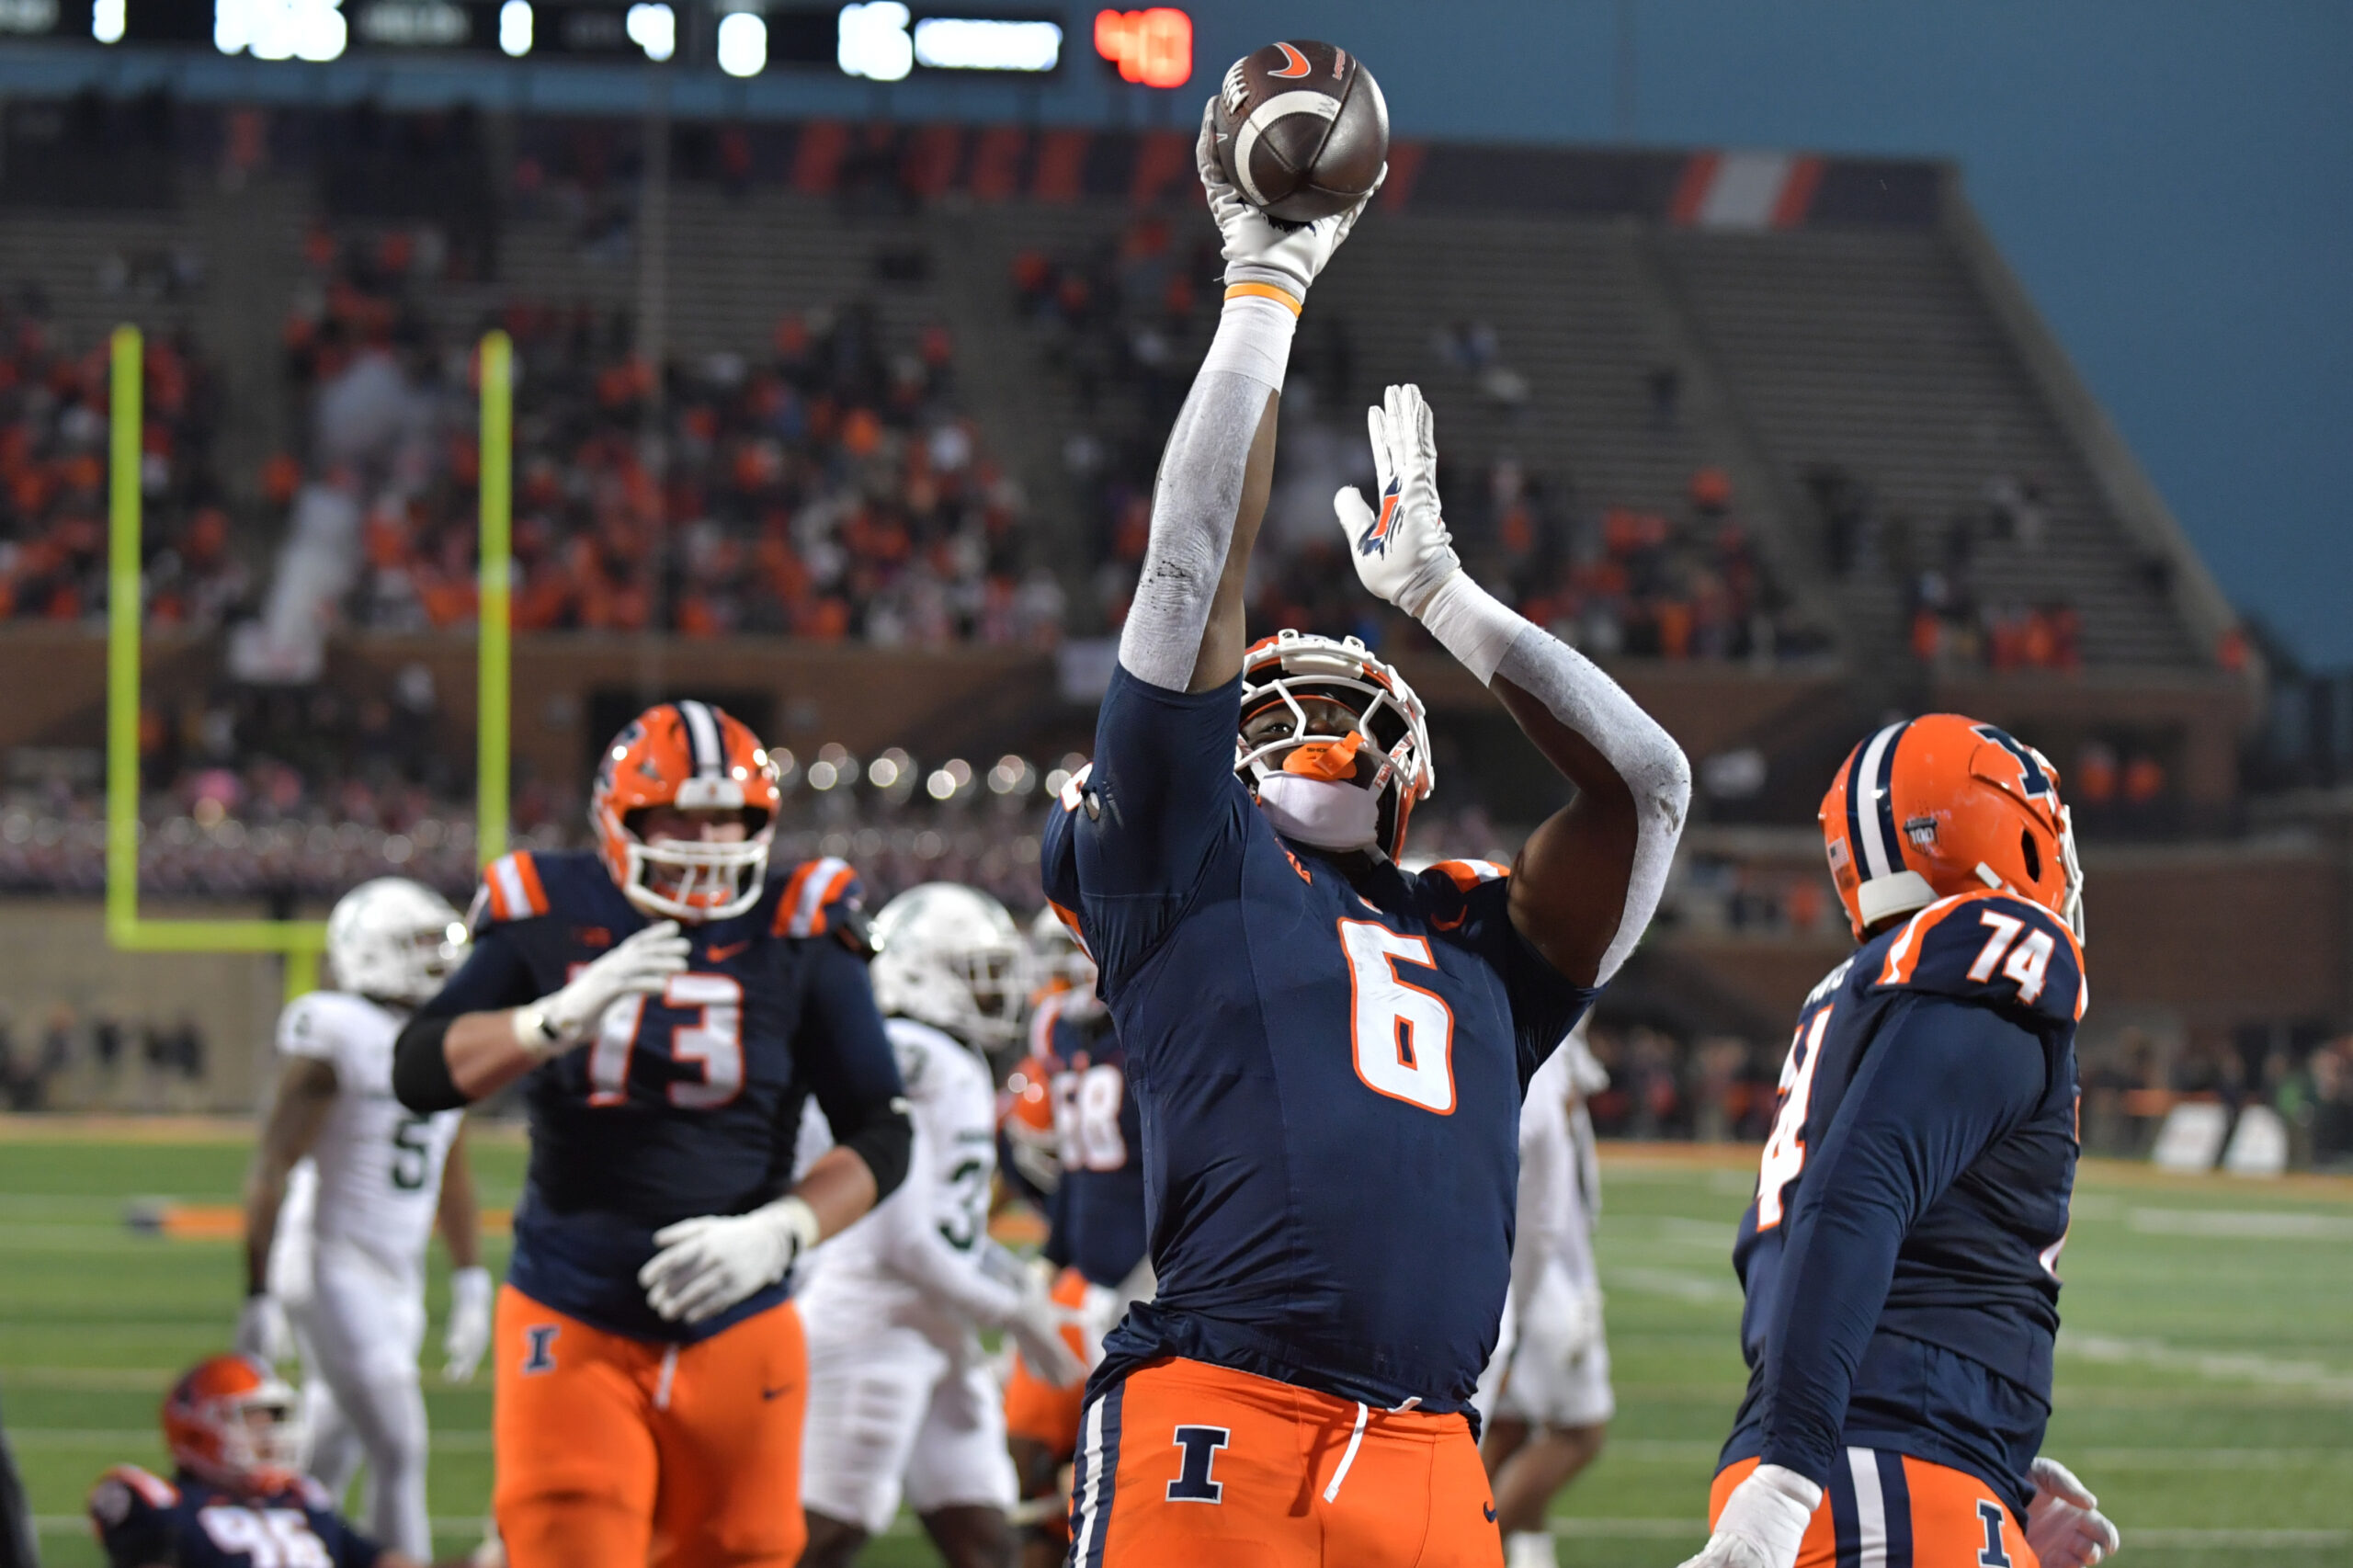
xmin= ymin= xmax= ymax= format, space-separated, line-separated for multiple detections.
xmin=288 ymin=1242 xmax=433 ymax=1560
xmin=800 ymin=1320 xmax=1017 ymax=1537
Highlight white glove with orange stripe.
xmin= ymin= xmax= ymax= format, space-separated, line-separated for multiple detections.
xmin=1199 ymin=97 xmax=1376 ymax=305
xmin=1333 ymin=384 xmax=1459 ymax=617
xmin=512 ymin=920 xmax=688 ymax=1059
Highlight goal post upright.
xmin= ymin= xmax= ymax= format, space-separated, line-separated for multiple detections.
xmin=103 ymin=325 xmax=516 ymax=1003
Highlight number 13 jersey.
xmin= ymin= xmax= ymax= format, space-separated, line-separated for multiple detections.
xmin=1043 ymin=667 xmax=1597 ymax=1415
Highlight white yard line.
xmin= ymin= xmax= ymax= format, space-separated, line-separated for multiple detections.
xmin=2062 ymin=1331 xmax=2353 ymax=1400
xmin=2126 ymin=1207 xmax=2353 ymax=1241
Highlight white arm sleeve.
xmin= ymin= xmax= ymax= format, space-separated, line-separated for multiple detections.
xmin=1115 ymin=295 xmax=1297 ymax=692
xmin=1419 ymin=568 xmax=1691 ymax=983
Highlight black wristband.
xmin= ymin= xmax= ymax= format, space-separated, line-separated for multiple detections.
xmin=391 ymin=1013 xmax=468 ymax=1112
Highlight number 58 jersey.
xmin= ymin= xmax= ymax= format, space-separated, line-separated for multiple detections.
xmin=1044 ymin=667 xmax=1598 ymax=1415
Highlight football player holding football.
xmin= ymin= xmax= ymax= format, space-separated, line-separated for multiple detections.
xmin=392 ymin=701 xmax=912 ymax=1568
xmin=1046 ymin=101 xmax=1689 ymax=1567
xmin=1684 ymin=716 xmax=2120 ymax=1568
xmin=86 ymin=1354 xmax=483 ymax=1568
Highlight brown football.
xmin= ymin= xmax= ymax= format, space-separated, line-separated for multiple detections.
xmin=1211 ymin=40 xmax=1389 ymax=224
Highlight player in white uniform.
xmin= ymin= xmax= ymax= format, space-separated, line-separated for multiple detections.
xmin=235 ymin=879 xmax=493 ymax=1562
xmin=796 ymin=882 xmax=1089 ymax=1568
xmin=1474 ymin=1022 xmax=1614 ymax=1568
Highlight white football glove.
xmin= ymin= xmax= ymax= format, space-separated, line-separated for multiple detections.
xmin=233 ymin=1292 xmax=293 ymax=1367
xmin=1003 ymin=1275 xmax=1089 ymax=1390
xmin=1333 ymin=384 xmax=1461 ymax=617
xmin=1677 ymin=1464 xmax=1821 ymax=1568
xmin=2027 ymin=1456 xmax=2120 ymax=1568
xmin=442 ymin=1266 xmax=494 ymax=1383
xmin=512 ymin=919 xmax=688 ymax=1058
xmin=1198 ymin=97 xmax=1380 ymax=303
xmin=638 ymin=1195 xmax=821 ymax=1324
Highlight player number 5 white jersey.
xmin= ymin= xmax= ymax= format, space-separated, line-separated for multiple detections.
xmin=270 ymin=991 xmax=462 ymax=1275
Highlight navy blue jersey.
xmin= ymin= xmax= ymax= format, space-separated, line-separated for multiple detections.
xmin=87 ymin=1465 xmax=378 ymax=1568
xmin=1722 ymin=888 xmax=2085 ymax=1515
xmin=418 ymin=849 xmax=903 ymax=1343
xmin=1045 ymin=665 xmax=1597 ymax=1413
xmin=1047 ymin=1007 xmax=1148 ymax=1290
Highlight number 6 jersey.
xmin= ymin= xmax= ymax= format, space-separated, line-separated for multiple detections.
xmin=1043 ymin=666 xmax=1598 ymax=1415
xmin=1722 ymin=886 xmax=2085 ymax=1517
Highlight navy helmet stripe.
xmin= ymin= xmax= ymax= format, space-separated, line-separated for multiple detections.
xmin=1849 ymin=721 xmax=1910 ymax=881
xmin=675 ymin=700 xmax=724 ymax=778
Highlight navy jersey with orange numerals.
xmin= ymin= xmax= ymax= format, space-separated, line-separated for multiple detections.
xmin=1043 ymin=665 xmax=1597 ymax=1415
xmin=1722 ymin=888 xmax=2085 ymax=1516
xmin=1046 ymin=1006 xmax=1148 ymax=1290
xmin=87 ymin=1465 xmax=378 ymax=1568
xmin=417 ymin=849 xmax=903 ymax=1344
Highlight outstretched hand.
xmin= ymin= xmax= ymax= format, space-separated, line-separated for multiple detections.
xmin=1198 ymin=97 xmax=1381 ymax=301
xmin=1333 ymin=384 xmax=1460 ymax=615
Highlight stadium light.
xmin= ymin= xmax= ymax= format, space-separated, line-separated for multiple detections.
xmin=1093 ymin=6 xmax=1188 ymax=87
xmin=837 ymin=1 xmax=909 ymax=81
xmin=214 ymin=0 xmax=349 ymax=62
xmin=624 ymin=0 xmax=672 ymax=61
xmin=912 ymin=16 xmax=1060 ymax=73
xmin=497 ymin=0 xmax=529 ymax=53
xmin=92 ymin=0 xmax=122 ymax=41
xmin=107 ymin=325 xmax=513 ymax=1001
xmin=715 ymin=8 xmax=766 ymax=76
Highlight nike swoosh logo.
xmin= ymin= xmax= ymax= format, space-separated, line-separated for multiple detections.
xmin=1271 ymin=40 xmax=1311 ymax=78
xmin=708 ymin=940 xmax=752 ymax=963
xmin=1483 ymin=1502 xmax=1497 ymax=1522
xmin=761 ymin=1384 xmax=793 ymax=1401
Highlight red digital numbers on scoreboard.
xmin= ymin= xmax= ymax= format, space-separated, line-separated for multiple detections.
xmin=1093 ymin=7 xmax=1190 ymax=88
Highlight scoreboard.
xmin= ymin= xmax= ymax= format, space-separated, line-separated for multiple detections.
xmin=1 ymin=0 xmax=1193 ymax=85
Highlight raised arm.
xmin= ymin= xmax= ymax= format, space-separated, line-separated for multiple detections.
xmin=1335 ymin=386 xmax=1690 ymax=984
xmin=1118 ymin=100 xmax=1377 ymax=695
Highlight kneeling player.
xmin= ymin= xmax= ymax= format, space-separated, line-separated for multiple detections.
xmin=795 ymin=883 xmax=1086 ymax=1568
xmin=1684 ymin=717 xmax=2120 ymax=1568
xmin=87 ymin=1354 xmax=478 ymax=1568
xmin=1474 ymin=1025 xmax=1612 ymax=1568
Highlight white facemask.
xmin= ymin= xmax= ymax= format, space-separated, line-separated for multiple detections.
xmin=1255 ymin=773 xmax=1380 ymax=852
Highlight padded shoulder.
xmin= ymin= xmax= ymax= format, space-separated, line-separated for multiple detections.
xmin=88 ymin=1463 xmax=179 ymax=1563
xmin=1871 ymin=889 xmax=2086 ymax=1024
xmin=468 ymin=848 xmax=555 ymax=929
xmin=92 ymin=1463 xmax=177 ymax=1510
xmin=769 ymin=856 xmax=867 ymax=940
xmin=1406 ymin=858 xmax=1512 ymax=929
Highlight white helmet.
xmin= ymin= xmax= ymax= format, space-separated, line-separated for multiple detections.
xmin=326 ymin=878 xmax=469 ymax=1006
xmin=1029 ymin=904 xmax=1102 ymax=1020
xmin=870 ymin=883 xmax=1031 ymax=1050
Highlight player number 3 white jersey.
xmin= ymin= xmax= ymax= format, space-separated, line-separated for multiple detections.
xmin=271 ymin=992 xmax=462 ymax=1274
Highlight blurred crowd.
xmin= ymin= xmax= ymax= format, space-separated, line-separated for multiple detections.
xmin=258 ymin=224 xmax=1058 ymax=657
xmin=1018 ymin=222 xmax=1820 ymax=662
xmin=0 ymin=1003 xmax=210 ymax=1113
xmin=0 ymin=304 xmax=246 ymax=628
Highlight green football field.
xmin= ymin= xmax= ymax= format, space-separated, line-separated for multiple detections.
xmin=1 ymin=1129 xmax=2347 ymax=1568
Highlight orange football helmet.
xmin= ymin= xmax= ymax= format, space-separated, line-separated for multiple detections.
xmin=162 ymin=1354 xmax=302 ymax=1494
xmin=590 ymin=700 xmax=781 ymax=922
xmin=1819 ymin=714 xmax=2085 ymax=942
xmin=1236 ymin=630 xmax=1435 ymax=862
xmin=999 ymin=1051 xmax=1061 ymax=1197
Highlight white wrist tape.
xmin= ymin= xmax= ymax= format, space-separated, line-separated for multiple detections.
xmin=1415 ymin=568 xmax=1526 ymax=684
xmin=1198 ymin=290 xmax=1299 ymax=394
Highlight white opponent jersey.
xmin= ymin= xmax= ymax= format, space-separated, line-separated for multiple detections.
xmin=1514 ymin=1043 xmax=1600 ymax=1299
xmin=268 ymin=991 xmax=462 ymax=1276
xmin=796 ymin=1017 xmax=1028 ymax=1347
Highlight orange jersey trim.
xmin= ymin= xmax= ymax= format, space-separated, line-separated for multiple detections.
xmin=98 ymin=1464 xmax=178 ymax=1507
xmin=773 ymin=857 xmax=858 ymax=937
xmin=483 ymin=851 xmax=550 ymax=922
xmin=1877 ymin=886 xmax=2088 ymax=1018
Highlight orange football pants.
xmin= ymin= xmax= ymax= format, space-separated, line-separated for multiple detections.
xmin=1711 ymin=1453 xmax=2040 ymax=1568
xmin=1003 ymin=1267 xmax=1092 ymax=1454
xmin=1067 ymin=1356 xmax=1501 ymax=1568
xmin=493 ymin=1285 xmax=809 ymax=1568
